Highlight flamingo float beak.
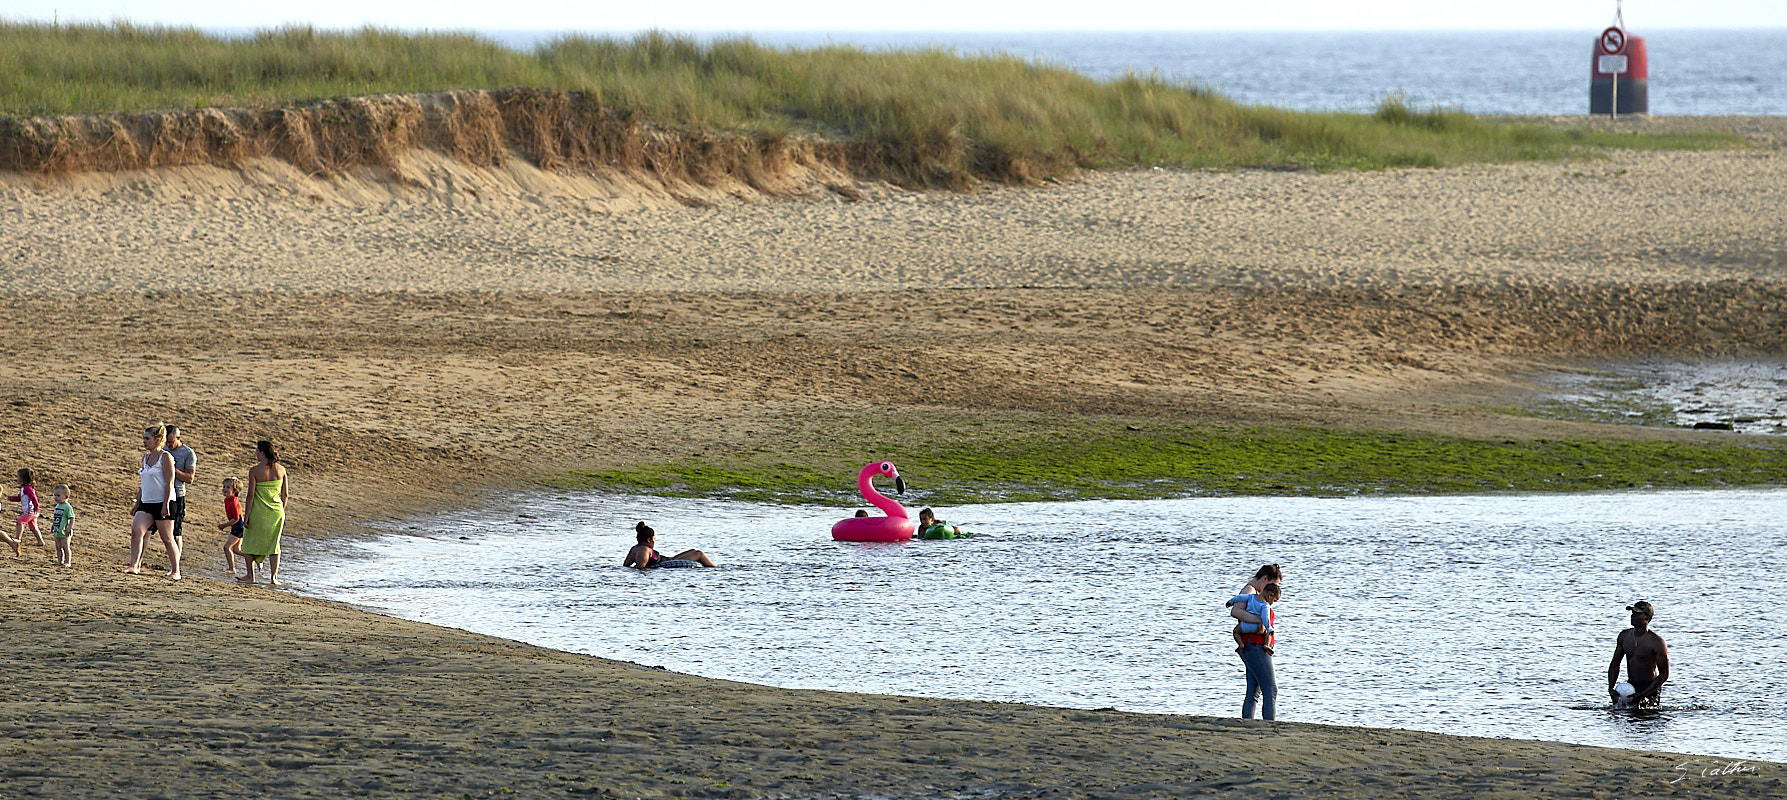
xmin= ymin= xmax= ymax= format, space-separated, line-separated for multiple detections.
xmin=895 ymin=476 xmax=907 ymax=494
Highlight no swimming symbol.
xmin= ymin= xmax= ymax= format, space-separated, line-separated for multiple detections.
xmin=1600 ymin=27 xmax=1627 ymax=56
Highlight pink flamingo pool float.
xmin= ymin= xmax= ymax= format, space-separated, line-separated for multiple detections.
xmin=831 ymin=461 xmax=916 ymax=542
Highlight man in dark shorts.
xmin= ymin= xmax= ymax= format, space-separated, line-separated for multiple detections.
xmin=166 ymin=426 xmax=197 ymax=543
xmin=1607 ymin=600 xmax=1669 ymax=707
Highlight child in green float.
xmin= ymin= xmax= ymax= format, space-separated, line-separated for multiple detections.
xmin=916 ymin=507 xmax=975 ymax=540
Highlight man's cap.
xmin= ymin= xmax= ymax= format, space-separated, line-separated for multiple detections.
xmin=1626 ymin=600 xmax=1655 ymax=616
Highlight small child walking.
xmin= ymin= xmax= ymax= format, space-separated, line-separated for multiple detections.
xmin=0 ymin=490 xmax=13 ymax=556
xmin=216 ymin=477 xmax=246 ymax=576
xmin=8 ymin=468 xmax=45 ymax=550
xmin=48 ymin=484 xmax=75 ymax=567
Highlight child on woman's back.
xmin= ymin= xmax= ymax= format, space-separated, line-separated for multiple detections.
xmin=8 ymin=468 xmax=44 ymax=551
xmin=216 ymin=477 xmax=246 ymax=576
xmin=48 ymin=484 xmax=75 ymax=566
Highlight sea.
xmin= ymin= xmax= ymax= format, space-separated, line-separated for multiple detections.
xmin=481 ymin=29 xmax=1787 ymax=116
xmin=299 ymin=487 xmax=1787 ymax=764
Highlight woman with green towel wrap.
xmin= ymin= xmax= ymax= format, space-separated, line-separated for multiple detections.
xmin=239 ymin=439 xmax=288 ymax=585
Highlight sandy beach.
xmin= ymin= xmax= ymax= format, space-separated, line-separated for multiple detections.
xmin=2 ymin=117 xmax=1784 ymax=796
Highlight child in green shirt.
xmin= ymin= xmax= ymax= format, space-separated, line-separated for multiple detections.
xmin=49 ymin=484 xmax=76 ymax=567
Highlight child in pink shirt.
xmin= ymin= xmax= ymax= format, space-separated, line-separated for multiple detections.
xmin=8 ymin=468 xmax=44 ymax=551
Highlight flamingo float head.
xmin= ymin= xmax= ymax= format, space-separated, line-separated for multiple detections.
xmin=869 ymin=460 xmax=907 ymax=495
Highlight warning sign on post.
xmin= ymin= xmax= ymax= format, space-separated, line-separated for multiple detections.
xmin=1600 ymin=26 xmax=1627 ymax=55
xmin=1598 ymin=54 xmax=1629 ymax=74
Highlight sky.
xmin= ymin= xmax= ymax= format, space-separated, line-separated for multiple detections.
xmin=5 ymin=0 xmax=1784 ymax=32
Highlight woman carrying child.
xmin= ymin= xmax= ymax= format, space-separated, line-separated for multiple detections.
xmin=1226 ymin=563 xmax=1284 ymax=722
xmin=1228 ymin=563 xmax=1282 ymax=648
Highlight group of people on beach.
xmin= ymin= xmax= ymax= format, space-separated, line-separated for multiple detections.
xmin=3 ymin=424 xmax=292 ymax=585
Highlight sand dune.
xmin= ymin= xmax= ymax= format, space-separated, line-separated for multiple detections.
xmin=4 ymin=141 xmax=1784 ymax=295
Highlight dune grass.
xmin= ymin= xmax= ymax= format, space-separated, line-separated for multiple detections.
xmin=0 ymin=22 xmax=1743 ymax=183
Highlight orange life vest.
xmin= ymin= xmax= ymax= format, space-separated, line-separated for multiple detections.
xmin=1240 ymin=607 xmax=1275 ymax=648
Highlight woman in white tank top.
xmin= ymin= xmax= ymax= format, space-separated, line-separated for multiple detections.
xmin=140 ymin=452 xmax=171 ymax=507
xmin=123 ymin=424 xmax=182 ymax=580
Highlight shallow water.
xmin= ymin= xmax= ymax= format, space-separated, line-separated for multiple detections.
xmin=299 ymin=488 xmax=1787 ymax=762
xmin=1542 ymin=361 xmax=1787 ymax=436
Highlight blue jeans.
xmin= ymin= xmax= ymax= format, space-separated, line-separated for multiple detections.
xmin=1240 ymin=644 xmax=1276 ymax=721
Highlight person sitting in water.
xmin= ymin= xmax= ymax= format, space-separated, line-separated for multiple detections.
xmin=1608 ymin=600 xmax=1668 ymax=708
xmin=623 ymin=521 xmax=716 ymax=570
xmin=915 ymin=507 xmax=974 ymax=539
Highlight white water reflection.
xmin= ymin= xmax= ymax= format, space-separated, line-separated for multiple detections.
xmin=298 ymin=489 xmax=1787 ymax=762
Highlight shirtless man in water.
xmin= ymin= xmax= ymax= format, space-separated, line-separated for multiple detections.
xmin=1608 ymin=600 xmax=1669 ymax=707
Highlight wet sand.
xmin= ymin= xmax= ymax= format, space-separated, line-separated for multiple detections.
xmin=2 ymin=118 xmax=1784 ymax=796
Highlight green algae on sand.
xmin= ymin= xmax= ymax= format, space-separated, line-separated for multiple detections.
xmin=548 ymin=421 xmax=1787 ymax=505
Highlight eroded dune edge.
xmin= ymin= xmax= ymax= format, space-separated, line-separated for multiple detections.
xmin=2 ymin=88 xmax=872 ymax=205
